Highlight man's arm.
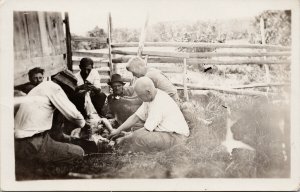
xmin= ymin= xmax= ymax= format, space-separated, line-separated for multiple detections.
xmin=48 ymin=86 xmax=86 ymax=128
xmin=109 ymin=114 xmax=140 ymax=138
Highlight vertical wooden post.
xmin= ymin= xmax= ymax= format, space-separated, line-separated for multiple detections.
xmin=144 ymin=55 xmax=149 ymax=66
xmin=260 ymin=18 xmax=270 ymax=84
xmin=64 ymin=12 xmax=72 ymax=71
xmin=137 ymin=13 xmax=149 ymax=57
xmin=183 ymin=58 xmax=189 ymax=101
xmin=107 ymin=12 xmax=113 ymax=76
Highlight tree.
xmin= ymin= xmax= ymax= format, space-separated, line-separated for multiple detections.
xmin=250 ymin=10 xmax=291 ymax=46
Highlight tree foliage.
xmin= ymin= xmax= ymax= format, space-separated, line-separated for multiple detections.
xmin=249 ymin=10 xmax=291 ymax=46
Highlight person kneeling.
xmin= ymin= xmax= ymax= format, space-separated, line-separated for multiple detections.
xmin=109 ymin=77 xmax=190 ymax=153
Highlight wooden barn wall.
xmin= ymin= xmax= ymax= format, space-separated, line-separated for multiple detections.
xmin=14 ymin=11 xmax=66 ymax=86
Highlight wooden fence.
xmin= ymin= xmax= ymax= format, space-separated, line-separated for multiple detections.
xmin=70 ymin=14 xmax=291 ymax=100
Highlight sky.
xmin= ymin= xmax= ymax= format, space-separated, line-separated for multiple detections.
xmin=66 ymin=0 xmax=294 ymax=36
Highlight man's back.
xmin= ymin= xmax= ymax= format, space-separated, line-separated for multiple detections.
xmin=145 ymin=68 xmax=178 ymax=100
xmin=15 ymin=81 xmax=84 ymax=138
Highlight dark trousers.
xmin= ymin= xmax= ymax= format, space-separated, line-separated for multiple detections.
xmin=73 ymin=90 xmax=107 ymax=118
xmin=15 ymin=132 xmax=84 ymax=164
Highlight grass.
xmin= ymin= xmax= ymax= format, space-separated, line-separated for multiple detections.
xmin=15 ymin=66 xmax=290 ymax=180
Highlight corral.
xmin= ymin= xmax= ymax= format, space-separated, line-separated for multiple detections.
xmin=13 ymin=11 xmax=291 ymax=180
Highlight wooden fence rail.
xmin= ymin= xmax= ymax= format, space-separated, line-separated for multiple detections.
xmin=187 ymin=58 xmax=290 ymax=65
xmin=72 ymin=36 xmax=107 ymax=44
xmin=111 ymin=42 xmax=291 ymax=51
xmin=73 ymin=51 xmax=108 ymax=58
xmin=174 ymin=83 xmax=280 ymax=97
xmin=189 ymin=51 xmax=290 ymax=58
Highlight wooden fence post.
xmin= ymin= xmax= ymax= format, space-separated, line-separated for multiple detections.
xmin=107 ymin=12 xmax=113 ymax=76
xmin=137 ymin=13 xmax=149 ymax=57
xmin=260 ymin=18 xmax=270 ymax=85
xmin=64 ymin=12 xmax=72 ymax=71
xmin=183 ymin=58 xmax=189 ymax=101
xmin=144 ymin=55 xmax=149 ymax=66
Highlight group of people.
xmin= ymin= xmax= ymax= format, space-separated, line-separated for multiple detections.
xmin=14 ymin=56 xmax=190 ymax=165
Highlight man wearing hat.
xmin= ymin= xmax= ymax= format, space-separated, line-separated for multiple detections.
xmin=74 ymin=57 xmax=107 ymax=117
xmin=105 ymin=74 xmax=142 ymax=125
xmin=14 ymin=70 xmax=91 ymax=164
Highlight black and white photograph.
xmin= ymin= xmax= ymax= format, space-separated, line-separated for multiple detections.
xmin=0 ymin=0 xmax=300 ymax=191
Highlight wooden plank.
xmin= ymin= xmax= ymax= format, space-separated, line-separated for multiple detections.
xmin=72 ymin=60 xmax=109 ymax=68
xmin=64 ymin=12 xmax=72 ymax=71
xmin=174 ymin=83 xmax=277 ymax=97
xmin=99 ymin=75 xmax=131 ymax=83
xmin=111 ymin=42 xmax=291 ymax=51
xmin=14 ymin=54 xmax=66 ymax=85
xmin=260 ymin=17 xmax=271 ymax=85
xmin=26 ymin=11 xmax=43 ymax=58
xmin=44 ymin=12 xmax=66 ymax=55
xmin=112 ymin=49 xmax=189 ymax=58
xmin=73 ymin=51 xmax=109 ymax=58
xmin=189 ymin=51 xmax=291 ymax=58
xmin=13 ymin=11 xmax=30 ymax=75
xmin=38 ymin=12 xmax=52 ymax=56
xmin=112 ymin=49 xmax=290 ymax=60
xmin=107 ymin=12 xmax=113 ymax=75
xmin=137 ymin=14 xmax=149 ymax=57
xmin=71 ymin=36 xmax=107 ymax=43
xmin=148 ymin=67 xmax=183 ymax=73
xmin=231 ymin=83 xmax=290 ymax=89
xmin=112 ymin=51 xmax=290 ymax=65
xmin=183 ymin=58 xmax=189 ymax=101
xmin=113 ymin=56 xmax=183 ymax=63
xmin=187 ymin=58 xmax=290 ymax=65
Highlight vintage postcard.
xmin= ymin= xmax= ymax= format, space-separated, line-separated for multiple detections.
xmin=0 ymin=0 xmax=300 ymax=191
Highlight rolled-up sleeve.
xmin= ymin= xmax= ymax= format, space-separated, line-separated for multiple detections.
xmin=135 ymin=103 xmax=147 ymax=121
xmin=143 ymin=104 xmax=163 ymax=132
xmin=48 ymin=87 xmax=85 ymax=128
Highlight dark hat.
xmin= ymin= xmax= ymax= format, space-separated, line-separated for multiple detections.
xmin=52 ymin=69 xmax=78 ymax=91
xmin=107 ymin=74 xmax=125 ymax=86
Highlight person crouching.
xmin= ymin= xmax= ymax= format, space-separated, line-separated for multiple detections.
xmin=109 ymin=77 xmax=189 ymax=153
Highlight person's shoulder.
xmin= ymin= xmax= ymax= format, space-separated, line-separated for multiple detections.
xmin=74 ymin=71 xmax=81 ymax=79
xmin=156 ymin=89 xmax=173 ymax=102
xmin=146 ymin=68 xmax=161 ymax=75
xmin=38 ymin=81 xmax=62 ymax=91
xmin=123 ymin=86 xmax=135 ymax=96
xmin=90 ymin=69 xmax=100 ymax=76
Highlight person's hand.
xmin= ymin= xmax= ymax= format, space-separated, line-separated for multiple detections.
xmin=108 ymin=128 xmax=121 ymax=140
xmin=81 ymin=122 xmax=92 ymax=139
xmin=87 ymin=84 xmax=101 ymax=92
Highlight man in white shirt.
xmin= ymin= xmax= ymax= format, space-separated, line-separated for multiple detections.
xmin=109 ymin=77 xmax=189 ymax=153
xmin=14 ymin=70 xmax=91 ymax=164
xmin=74 ymin=57 xmax=107 ymax=117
